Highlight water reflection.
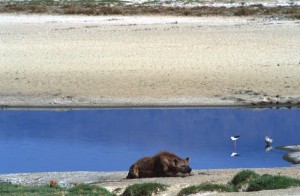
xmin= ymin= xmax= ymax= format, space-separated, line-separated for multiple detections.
xmin=265 ymin=144 xmax=273 ymax=152
xmin=231 ymin=136 xmax=240 ymax=157
xmin=0 ymin=108 xmax=300 ymax=173
xmin=277 ymin=145 xmax=300 ymax=168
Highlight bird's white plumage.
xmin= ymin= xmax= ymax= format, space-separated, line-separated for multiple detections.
xmin=265 ymin=136 xmax=273 ymax=144
xmin=231 ymin=136 xmax=240 ymax=141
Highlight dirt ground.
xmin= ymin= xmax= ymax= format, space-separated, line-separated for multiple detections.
xmin=0 ymin=14 xmax=300 ymax=108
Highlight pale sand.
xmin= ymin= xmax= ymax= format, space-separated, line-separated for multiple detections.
xmin=0 ymin=14 xmax=300 ymax=107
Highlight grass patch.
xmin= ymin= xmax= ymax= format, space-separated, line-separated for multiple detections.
xmin=0 ymin=182 xmax=115 ymax=196
xmin=68 ymin=184 xmax=115 ymax=196
xmin=122 ymin=182 xmax=168 ymax=196
xmin=177 ymin=183 xmax=236 ymax=196
xmin=230 ymin=169 xmax=260 ymax=189
xmin=247 ymin=174 xmax=300 ymax=192
xmin=178 ymin=170 xmax=300 ymax=195
xmin=0 ymin=1 xmax=299 ymax=19
xmin=0 ymin=182 xmax=64 ymax=195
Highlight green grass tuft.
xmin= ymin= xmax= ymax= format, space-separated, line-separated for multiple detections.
xmin=231 ymin=170 xmax=260 ymax=189
xmin=0 ymin=182 xmax=114 ymax=196
xmin=0 ymin=182 xmax=64 ymax=195
xmin=247 ymin=174 xmax=300 ymax=192
xmin=68 ymin=184 xmax=115 ymax=196
xmin=178 ymin=170 xmax=300 ymax=195
xmin=177 ymin=183 xmax=236 ymax=196
xmin=122 ymin=182 xmax=168 ymax=196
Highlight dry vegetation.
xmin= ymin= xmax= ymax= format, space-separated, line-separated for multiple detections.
xmin=0 ymin=4 xmax=299 ymax=19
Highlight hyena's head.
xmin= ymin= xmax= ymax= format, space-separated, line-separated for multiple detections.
xmin=173 ymin=157 xmax=192 ymax=174
xmin=126 ymin=164 xmax=139 ymax=179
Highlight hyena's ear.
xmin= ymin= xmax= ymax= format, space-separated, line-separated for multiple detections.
xmin=185 ymin=157 xmax=190 ymax=163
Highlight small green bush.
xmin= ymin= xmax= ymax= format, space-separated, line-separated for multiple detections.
xmin=247 ymin=174 xmax=300 ymax=192
xmin=122 ymin=182 xmax=168 ymax=196
xmin=177 ymin=183 xmax=236 ymax=196
xmin=231 ymin=170 xmax=260 ymax=188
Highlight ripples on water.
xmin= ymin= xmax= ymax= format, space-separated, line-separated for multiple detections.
xmin=0 ymin=108 xmax=300 ymax=173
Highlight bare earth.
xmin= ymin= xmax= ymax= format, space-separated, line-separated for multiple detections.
xmin=1 ymin=14 xmax=300 ymax=195
xmin=0 ymin=14 xmax=300 ymax=108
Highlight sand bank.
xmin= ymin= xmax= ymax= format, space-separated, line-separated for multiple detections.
xmin=0 ymin=14 xmax=300 ymax=108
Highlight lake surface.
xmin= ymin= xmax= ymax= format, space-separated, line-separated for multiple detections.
xmin=1 ymin=108 xmax=300 ymax=174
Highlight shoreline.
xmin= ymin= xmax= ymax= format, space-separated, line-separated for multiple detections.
xmin=1 ymin=102 xmax=300 ymax=110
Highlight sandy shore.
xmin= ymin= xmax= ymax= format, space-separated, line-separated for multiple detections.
xmin=0 ymin=14 xmax=300 ymax=108
xmin=1 ymin=168 xmax=300 ymax=195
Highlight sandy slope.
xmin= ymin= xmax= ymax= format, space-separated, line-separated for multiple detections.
xmin=0 ymin=14 xmax=300 ymax=107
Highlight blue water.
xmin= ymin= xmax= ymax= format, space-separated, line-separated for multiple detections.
xmin=0 ymin=108 xmax=300 ymax=174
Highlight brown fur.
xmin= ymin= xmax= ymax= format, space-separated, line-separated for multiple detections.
xmin=126 ymin=151 xmax=192 ymax=179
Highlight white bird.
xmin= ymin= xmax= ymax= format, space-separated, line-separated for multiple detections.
xmin=265 ymin=136 xmax=273 ymax=145
xmin=231 ymin=136 xmax=240 ymax=141
xmin=231 ymin=152 xmax=239 ymax=157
